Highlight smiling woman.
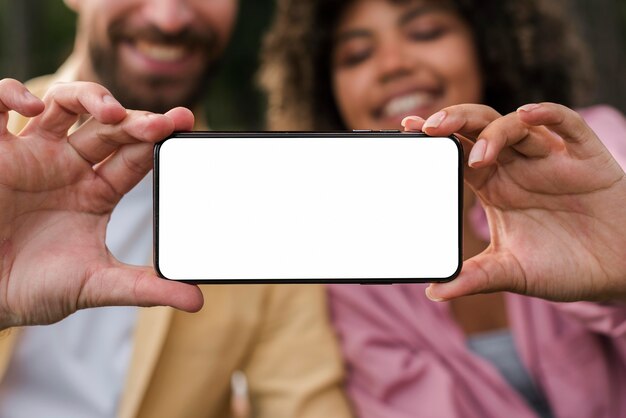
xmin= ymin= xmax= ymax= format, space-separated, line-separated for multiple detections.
xmin=260 ymin=0 xmax=595 ymax=131
xmin=259 ymin=1 xmax=626 ymax=418
xmin=330 ymin=0 xmax=483 ymax=129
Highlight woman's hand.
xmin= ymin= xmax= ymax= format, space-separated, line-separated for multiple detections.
xmin=0 ymin=79 xmax=203 ymax=330
xmin=403 ymin=103 xmax=626 ymax=302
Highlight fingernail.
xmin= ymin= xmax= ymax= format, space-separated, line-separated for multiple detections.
xmin=468 ymin=138 xmax=487 ymax=167
xmin=423 ymin=111 xmax=447 ymax=130
xmin=425 ymin=285 xmax=445 ymax=302
xmin=401 ymin=115 xmax=424 ymax=128
xmin=144 ymin=113 xmax=162 ymax=121
xmin=517 ymin=103 xmax=541 ymax=113
xmin=103 ymin=94 xmax=121 ymax=106
xmin=23 ymin=90 xmax=39 ymax=101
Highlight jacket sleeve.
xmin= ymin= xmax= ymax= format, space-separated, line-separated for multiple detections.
xmin=553 ymin=301 xmax=626 ymax=337
xmin=243 ymin=284 xmax=354 ymax=418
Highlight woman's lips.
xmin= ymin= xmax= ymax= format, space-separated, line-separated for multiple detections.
xmin=381 ymin=91 xmax=438 ymax=119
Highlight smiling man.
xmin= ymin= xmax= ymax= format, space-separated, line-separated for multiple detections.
xmin=0 ymin=1 xmax=351 ymax=418
xmin=74 ymin=0 xmax=232 ymax=113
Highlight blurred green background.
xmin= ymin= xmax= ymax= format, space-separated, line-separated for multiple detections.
xmin=0 ymin=0 xmax=274 ymax=130
xmin=1 ymin=0 xmax=625 ymax=129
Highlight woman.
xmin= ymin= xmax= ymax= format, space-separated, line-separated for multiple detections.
xmin=259 ymin=0 xmax=626 ymax=417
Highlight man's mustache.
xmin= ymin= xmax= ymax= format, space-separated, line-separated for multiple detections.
xmin=108 ymin=21 xmax=215 ymax=50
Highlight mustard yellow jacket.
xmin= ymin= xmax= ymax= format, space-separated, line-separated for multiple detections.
xmin=1 ymin=59 xmax=353 ymax=418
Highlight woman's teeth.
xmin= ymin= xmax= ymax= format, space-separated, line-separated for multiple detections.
xmin=382 ymin=93 xmax=434 ymax=118
xmin=135 ymin=40 xmax=188 ymax=62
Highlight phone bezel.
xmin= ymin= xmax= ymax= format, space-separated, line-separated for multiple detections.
xmin=153 ymin=131 xmax=464 ymax=284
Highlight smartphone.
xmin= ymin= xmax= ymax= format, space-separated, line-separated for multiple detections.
xmin=154 ymin=131 xmax=462 ymax=284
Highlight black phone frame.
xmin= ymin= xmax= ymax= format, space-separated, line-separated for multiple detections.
xmin=153 ymin=131 xmax=464 ymax=284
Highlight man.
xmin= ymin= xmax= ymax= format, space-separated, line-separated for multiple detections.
xmin=0 ymin=1 xmax=352 ymax=417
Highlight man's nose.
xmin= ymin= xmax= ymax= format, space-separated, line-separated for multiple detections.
xmin=143 ymin=0 xmax=194 ymax=34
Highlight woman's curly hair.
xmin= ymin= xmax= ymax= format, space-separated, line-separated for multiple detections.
xmin=258 ymin=0 xmax=592 ymax=130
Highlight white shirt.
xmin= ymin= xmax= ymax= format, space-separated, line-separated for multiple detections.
xmin=0 ymin=174 xmax=153 ymax=418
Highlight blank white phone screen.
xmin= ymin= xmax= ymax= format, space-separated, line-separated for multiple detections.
xmin=156 ymin=135 xmax=460 ymax=282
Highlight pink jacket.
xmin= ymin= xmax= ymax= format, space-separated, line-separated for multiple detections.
xmin=328 ymin=106 xmax=626 ymax=418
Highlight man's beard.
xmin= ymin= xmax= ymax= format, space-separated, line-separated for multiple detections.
xmin=89 ymin=20 xmax=219 ymax=114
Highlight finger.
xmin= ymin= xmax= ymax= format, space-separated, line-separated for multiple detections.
xmin=82 ymin=265 xmax=204 ymax=312
xmin=517 ymin=102 xmax=591 ymax=144
xmin=425 ymin=251 xmax=525 ymax=301
xmin=402 ymin=115 xmax=473 ymax=157
xmin=0 ymin=78 xmax=45 ymax=115
xmin=421 ymin=104 xmax=502 ymax=140
xmin=402 ymin=115 xmax=492 ymax=189
xmin=401 ymin=115 xmax=425 ymax=131
xmin=0 ymin=78 xmax=45 ymax=135
xmin=23 ymin=81 xmax=126 ymax=139
xmin=95 ymin=142 xmax=154 ymax=196
xmin=93 ymin=108 xmax=191 ymax=195
xmin=468 ymin=112 xmax=562 ymax=169
xmin=164 ymin=106 xmax=195 ymax=131
xmin=69 ymin=111 xmax=175 ymax=164
xmin=517 ymin=102 xmax=601 ymax=158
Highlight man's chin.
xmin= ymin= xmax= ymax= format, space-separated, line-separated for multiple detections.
xmin=109 ymin=83 xmax=204 ymax=114
xmin=89 ymin=39 xmax=217 ymax=114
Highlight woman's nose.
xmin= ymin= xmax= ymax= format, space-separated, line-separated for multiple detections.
xmin=376 ymin=38 xmax=413 ymax=83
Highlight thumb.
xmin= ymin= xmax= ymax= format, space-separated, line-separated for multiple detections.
xmin=425 ymin=251 xmax=524 ymax=301
xmin=81 ymin=265 xmax=204 ymax=312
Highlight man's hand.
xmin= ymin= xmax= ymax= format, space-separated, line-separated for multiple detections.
xmin=403 ymin=103 xmax=626 ymax=302
xmin=0 ymin=79 xmax=203 ymax=330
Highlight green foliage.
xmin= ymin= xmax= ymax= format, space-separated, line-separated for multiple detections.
xmin=202 ymin=0 xmax=274 ymax=130
xmin=0 ymin=0 xmax=76 ymax=81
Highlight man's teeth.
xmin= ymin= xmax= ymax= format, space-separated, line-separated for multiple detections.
xmin=382 ymin=93 xmax=434 ymax=118
xmin=135 ymin=41 xmax=187 ymax=62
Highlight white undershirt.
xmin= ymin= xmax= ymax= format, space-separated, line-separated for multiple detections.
xmin=0 ymin=174 xmax=153 ymax=418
